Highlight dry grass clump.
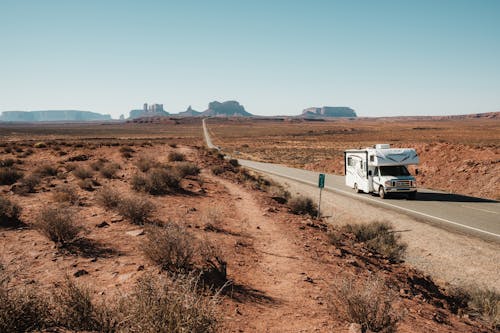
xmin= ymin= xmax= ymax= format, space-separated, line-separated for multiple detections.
xmin=0 ymin=168 xmax=23 ymax=185
xmin=0 ymin=158 xmax=15 ymax=167
xmin=52 ymin=185 xmax=80 ymax=205
xmin=0 ymin=196 xmax=21 ymax=227
xmin=288 ymin=195 xmax=318 ymax=217
xmin=35 ymin=206 xmax=82 ymax=247
xmin=34 ymin=164 xmax=58 ymax=177
xmin=168 ymin=151 xmax=186 ymax=162
xmin=117 ymin=195 xmax=155 ymax=225
xmin=72 ymin=166 xmax=94 ymax=180
xmin=331 ymin=275 xmax=401 ymax=333
xmin=78 ymin=178 xmax=96 ymax=191
xmin=135 ymin=155 xmax=159 ymax=172
xmin=173 ymin=162 xmax=200 ymax=178
xmin=450 ymin=285 xmax=500 ymax=329
xmin=131 ymin=168 xmax=181 ymax=195
xmin=95 ymin=186 xmax=122 ymax=209
xmin=119 ymin=273 xmax=220 ymax=333
xmin=119 ymin=146 xmax=135 ymax=158
xmin=202 ymin=206 xmax=224 ymax=231
xmin=15 ymin=173 xmax=41 ymax=194
xmin=99 ymin=163 xmax=120 ymax=179
xmin=341 ymin=221 xmax=407 ymax=261
xmin=143 ymin=224 xmax=195 ymax=272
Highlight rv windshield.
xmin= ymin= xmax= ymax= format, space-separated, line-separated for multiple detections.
xmin=379 ymin=166 xmax=410 ymax=177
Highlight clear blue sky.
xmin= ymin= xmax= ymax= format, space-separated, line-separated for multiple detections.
xmin=1 ymin=0 xmax=499 ymax=118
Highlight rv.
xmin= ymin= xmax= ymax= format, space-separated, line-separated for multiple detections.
xmin=344 ymin=144 xmax=419 ymax=199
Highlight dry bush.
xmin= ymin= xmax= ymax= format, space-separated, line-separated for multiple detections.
xmin=331 ymin=275 xmax=401 ymax=333
xmin=16 ymin=173 xmax=41 ymax=194
xmin=78 ymin=178 xmax=95 ymax=191
xmin=73 ymin=166 xmax=93 ymax=179
xmin=67 ymin=154 xmax=89 ymax=162
xmin=0 ymin=196 xmax=21 ymax=227
xmin=119 ymin=273 xmax=219 ymax=333
xmin=90 ymin=158 xmax=108 ymax=171
xmin=135 ymin=155 xmax=159 ymax=172
xmin=52 ymin=185 xmax=80 ymax=205
xmin=54 ymin=278 xmax=117 ymax=332
xmin=0 ymin=158 xmax=15 ymax=167
xmin=341 ymin=221 xmax=407 ymax=261
xmin=36 ymin=206 xmax=82 ymax=247
xmin=228 ymin=159 xmax=239 ymax=167
xmin=100 ymin=163 xmax=120 ymax=179
xmin=451 ymin=285 xmax=500 ymax=329
xmin=0 ymin=168 xmax=23 ymax=185
xmin=210 ymin=165 xmax=226 ymax=175
xmin=173 ymin=162 xmax=200 ymax=178
xmin=117 ymin=195 xmax=155 ymax=225
xmin=143 ymin=224 xmax=195 ymax=272
xmin=120 ymin=146 xmax=135 ymax=158
xmin=95 ymin=186 xmax=122 ymax=209
xmin=132 ymin=168 xmax=181 ymax=195
xmin=168 ymin=151 xmax=185 ymax=162
xmin=34 ymin=164 xmax=58 ymax=177
xmin=288 ymin=195 xmax=318 ymax=217
xmin=0 ymin=282 xmax=52 ymax=332
xmin=268 ymin=185 xmax=291 ymax=203
xmin=202 ymin=206 xmax=224 ymax=231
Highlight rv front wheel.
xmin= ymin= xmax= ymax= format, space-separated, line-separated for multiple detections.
xmin=378 ymin=186 xmax=386 ymax=199
xmin=354 ymin=183 xmax=361 ymax=193
xmin=408 ymin=191 xmax=417 ymax=200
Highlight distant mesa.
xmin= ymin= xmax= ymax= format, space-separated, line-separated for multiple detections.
xmin=202 ymin=100 xmax=252 ymax=117
xmin=129 ymin=103 xmax=169 ymax=119
xmin=0 ymin=110 xmax=111 ymax=122
xmin=302 ymin=106 xmax=357 ymax=118
xmin=177 ymin=105 xmax=202 ymax=117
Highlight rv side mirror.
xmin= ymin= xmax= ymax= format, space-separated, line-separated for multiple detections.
xmin=368 ymin=170 xmax=373 ymax=176
xmin=415 ymin=168 xmax=419 ymax=175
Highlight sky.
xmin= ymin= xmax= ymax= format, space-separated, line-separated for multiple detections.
xmin=1 ymin=0 xmax=499 ymax=118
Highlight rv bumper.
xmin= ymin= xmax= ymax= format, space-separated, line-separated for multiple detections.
xmin=385 ymin=187 xmax=417 ymax=193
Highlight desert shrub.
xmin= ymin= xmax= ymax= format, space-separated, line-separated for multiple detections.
xmin=0 ymin=196 xmax=21 ymax=227
xmin=331 ymin=275 xmax=400 ymax=333
xmin=33 ymin=142 xmax=47 ymax=148
xmin=0 ymin=283 xmax=51 ymax=332
xmin=78 ymin=178 xmax=95 ymax=191
xmin=202 ymin=206 xmax=223 ymax=231
xmin=132 ymin=168 xmax=181 ymax=195
xmin=210 ymin=165 xmax=226 ymax=175
xmin=16 ymin=173 xmax=41 ymax=194
xmin=451 ymin=285 xmax=500 ymax=329
xmin=168 ymin=151 xmax=185 ymax=162
xmin=100 ymin=163 xmax=120 ymax=179
xmin=95 ymin=186 xmax=122 ymax=209
xmin=143 ymin=224 xmax=195 ymax=272
xmin=34 ymin=164 xmax=58 ymax=177
xmin=341 ymin=221 xmax=407 ymax=261
xmin=135 ymin=155 xmax=159 ymax=172
xmin=119 ymin=274 xmax=219 ymax=333
xmin=117 ymin=196 xmax=155 ymax=225
xmin=120 ymin=146 xmax=135 ymax=158
xmin=0 ymin=158 xmax=15 ymax=167
xmin=288 ymin=196 xmax=317 ymax=217
xmin=228 ymin=159 xmax=239 ymax=167
xmin=67 ymin=154 xmax=89 ymax=162
xmin=36 ymin=206 xmax=82 ymax=246
xmin=0 ymin=168 xmax=23 ymax=185
xmin=73 ymin=166 xmax=93 ymax=179
xmin=52 ymin=185 xmax=80 ymax=205
xmin=54 ymin=278 xmax=116 ymax=332
xmin=3 ymin=147 xmax=13 ymax=154
xmin=173 ymin=162 xmax=200 ymax=178
xmin=268 ymin=185 xmax=291 ymax=203
xmin=168 ymin=142 xmax=177 ymax=148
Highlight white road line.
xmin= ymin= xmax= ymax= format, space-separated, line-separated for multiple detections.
xmin=460 ymin=205 xmax=499 ymax=214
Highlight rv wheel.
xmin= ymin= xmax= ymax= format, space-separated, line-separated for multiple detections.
xmin=354 ymin=183 xmax=361 ymax=193
xmin=378 ymin=186 xmax=386 ymax=199
xmin=408 ymin=191 xmax=417 ymax=200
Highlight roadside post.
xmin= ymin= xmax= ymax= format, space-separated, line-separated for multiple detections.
xmin=317 ymin=173 xmax=325 ymax=219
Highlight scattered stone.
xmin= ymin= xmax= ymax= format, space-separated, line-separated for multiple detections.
xmin=90 ymin=258 xmax=98 ymax=263
xmin=348 ymin=323 xmax=362 ymax=333
xmin=96 ymin=221 xmax=110 ymax=228
xmin=74 ymin=269 xmax=89 ymax=277
xmin=110 ymin=216 xmax=123 ymax=223
xmin=137 ymin=265 xmax=145 ymax=271
xmin=126 ymin=229 xmax=145 ymax=237
xmin=304 ymin=276 xmax=314 ymax=283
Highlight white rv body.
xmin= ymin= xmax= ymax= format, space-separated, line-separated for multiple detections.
xmin=344 ymin=144 xmax=419 ymax=199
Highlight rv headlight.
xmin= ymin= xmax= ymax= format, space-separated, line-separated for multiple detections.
xmin=385 ymin=180 xmax=392 ymax=187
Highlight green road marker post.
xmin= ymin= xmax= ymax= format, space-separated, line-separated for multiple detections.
xmin=318 ymin=173 xmax=325 ymax=219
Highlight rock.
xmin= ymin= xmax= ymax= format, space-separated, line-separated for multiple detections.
xmin=137 ymin=265 xmax=145 ymax=271
xmin=74 ymin=269 xmax=89 ymax=277
xmin=304 ymin=276 xmax=314 ymax=283
xmin=96 ymin=221 xmax=110 ymax=228
xmin=126 ymin=229 xmax=145 ymax=237
xmin=110 ymin=216 xmax=123 ymax=223
xmin=348 ymin=323 xmax=362 ymax=333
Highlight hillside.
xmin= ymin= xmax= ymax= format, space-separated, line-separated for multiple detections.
xmin=202 ymin=100 xmax=253 ymax=117
xmin=0 ymin=110 xmax=111 ymax=122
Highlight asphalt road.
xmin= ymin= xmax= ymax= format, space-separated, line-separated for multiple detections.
xmin=202 ymin=119 xmax=500 ymax=241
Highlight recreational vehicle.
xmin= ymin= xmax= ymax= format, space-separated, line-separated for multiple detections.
xmin=344 ymin=144 xmax=419 ymax=199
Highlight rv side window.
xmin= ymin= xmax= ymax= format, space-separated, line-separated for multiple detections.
xmin=370 ymin=155 xmax=374 ymax=162
xmin=347 ymin=157 xmax=353 ymax=166
xmin=374 ymin=167 xmax=379 ymax=176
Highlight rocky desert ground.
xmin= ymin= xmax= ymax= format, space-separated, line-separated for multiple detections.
xmin=207 ymin=114 xmax=500 ymax=200
xmin=0 ymin=119 xmax=498 ymax=332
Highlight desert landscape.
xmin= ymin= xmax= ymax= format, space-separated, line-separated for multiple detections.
xmin=1 ymin=120 xmax=498 ymax=332
xmin=206 ymin=114 xmax=500 ymax=200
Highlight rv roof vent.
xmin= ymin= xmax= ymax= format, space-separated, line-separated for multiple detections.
xmin=375 ymin=144 xmax=391 ymax=149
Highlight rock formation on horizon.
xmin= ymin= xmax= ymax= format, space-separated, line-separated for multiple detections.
xmin=177 ymin=105 xmax=202 ymax=117
xmin=202 ymin=101 xmax=252 ymax=117
xmin=302 ymin=106 xmax=357 ymax=118
xmin=0 ymin=110 xmax=111 ymax=122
